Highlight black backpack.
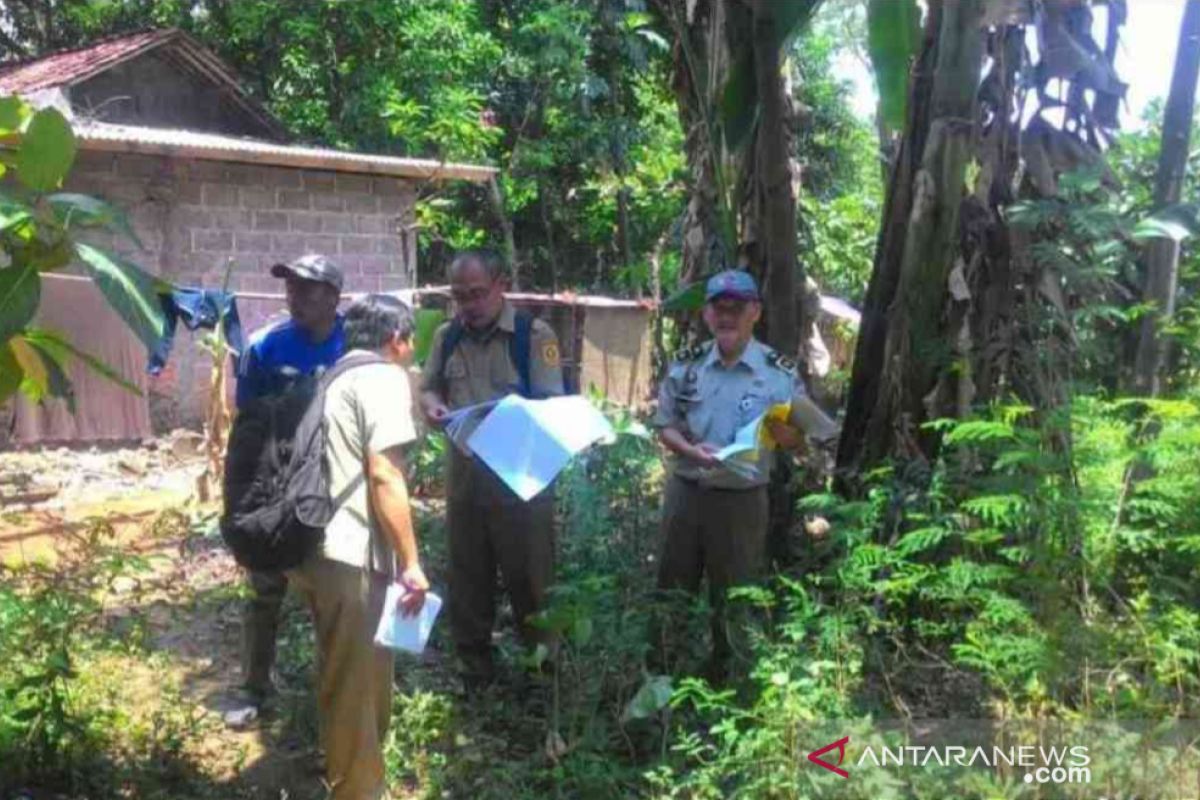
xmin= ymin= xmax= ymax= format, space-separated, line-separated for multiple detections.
xmin=221 ymin=353 xmax=385 ymax=571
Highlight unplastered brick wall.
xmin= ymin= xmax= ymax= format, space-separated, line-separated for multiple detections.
xmin=63 ymin=150 xmax=420 ymax=430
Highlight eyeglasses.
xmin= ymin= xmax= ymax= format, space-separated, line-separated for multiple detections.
xmin=450 ymin=286 xmax=493 ymax=304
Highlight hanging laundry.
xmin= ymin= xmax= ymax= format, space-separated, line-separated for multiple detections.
xmin=148 ymin=287 xmax=246 ymax=374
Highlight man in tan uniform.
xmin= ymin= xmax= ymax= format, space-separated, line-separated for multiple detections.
xmin=419 ymin=249 xmax=564 ymax=689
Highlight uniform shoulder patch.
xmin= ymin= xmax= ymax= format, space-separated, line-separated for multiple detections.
xmin=766 ymin=350 xmax=798 ymax=375
xmin=540 ymin=340 xmax=561 ymax=367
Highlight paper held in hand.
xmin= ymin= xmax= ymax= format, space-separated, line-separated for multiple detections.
xmin=373 ymin=587 xmax=443 ymax=654
xmin=442 ymin=399 xmax=500 ymax=455
xmin=713 ymin=398 xmax=840 ymax=469
xmin=466 ymin=394 xmax=616 ymax=501
xmin=714 ymin=402 xmax=792 ymax=463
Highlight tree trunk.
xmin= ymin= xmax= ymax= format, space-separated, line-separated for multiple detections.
xmin=608 ymin=53 xmax=637 ymax=297
xmin=840 ymin=0 xmax=984 ymax=470
xmin=487 ymin=177 xmax=520 ymax=289
xmin=655 ymin=0 xmax=732 ymax=286
xmin=837 ymin=1 xmax=944 ymax=474
xmin=539 ymin=181 xmax=560 ymax=294
xmin=751 ymin=0 xmax=800 ymax=354
xmin=1133 ymin=0 xmax=1200 ymax=397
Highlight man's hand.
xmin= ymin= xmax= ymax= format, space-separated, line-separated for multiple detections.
xmin=690 ymin=442 xmax=721 ymax=465
xmin=425 ymin=402 xmax=450 ymax=428
xmin=397 ymin=564 xmax=430 ymax=618
xmin=766 ymin=419 xmax=805 ymax=453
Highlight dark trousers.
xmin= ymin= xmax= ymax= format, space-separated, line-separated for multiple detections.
xmin=655 ymin=475 xmax=768 ymax=673
xmin=241 ymin=569 xmax=286 ymax=698
xmin=446 ymin=462 xmax=556 ymax=681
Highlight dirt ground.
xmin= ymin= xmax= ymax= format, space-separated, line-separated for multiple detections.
xmin=4 ymin=438 xmax=558 ymax=800
xmin=2 ymin=439 xmax=332 ymax=799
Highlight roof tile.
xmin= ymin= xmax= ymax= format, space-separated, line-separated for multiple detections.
xmin=0 ymin=29 xmax=174 ymax=94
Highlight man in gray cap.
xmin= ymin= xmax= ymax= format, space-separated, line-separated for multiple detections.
xmin=227 ymin=253 xmax=345 ymax=726
xmin=651 ymin=269 xmax=818 ymax=679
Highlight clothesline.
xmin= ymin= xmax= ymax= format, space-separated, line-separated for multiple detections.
xmin=42 ymin=273 xmax=416 ymax=303
xmin=44 ymin=273 xmax=655 ymax=309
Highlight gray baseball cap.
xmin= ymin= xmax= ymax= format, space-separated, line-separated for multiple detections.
xmin=270 ymin=253 xmax=344 ymax=292
xmin=705 ymin=269 xmax=759 ymax=302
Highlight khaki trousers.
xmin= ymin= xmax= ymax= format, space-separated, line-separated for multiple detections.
xmin=446 ymin=454 xmax=556 ymax=680
xmin=655 ymin=474 xmax=768 ymax=672
xmin=288 ymin=557 xmax=394 ymax=800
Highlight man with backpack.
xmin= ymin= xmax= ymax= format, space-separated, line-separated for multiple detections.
xmin=287 ymin=293 xmax=428 ymax=800
xmin=419 ymin=249 xmax=564 ymax=691
xmin=227 ymin=254 xmax=344 ymax=726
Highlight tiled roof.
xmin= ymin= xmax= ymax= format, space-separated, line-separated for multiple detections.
xmin=0 ymin=28 xmax=286 ymax=139
xmin=74 ymin=120 xmax=497 ymax=183
xmin=0 ymin=29 xmax=175 ymax=94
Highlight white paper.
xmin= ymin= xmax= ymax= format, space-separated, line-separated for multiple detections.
xmin=373 ymin=587 xmax=443 ymax=654
xmin=442 ymin=400 xmax=499 ymax=454
xmin=466 ymin=394 xmax=615 ymax=501
xmin=715 ymin=412 xmax=765 ymax=462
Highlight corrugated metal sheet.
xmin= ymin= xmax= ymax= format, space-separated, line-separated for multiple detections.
xmin=74 ymin=120 xmax=498 ymax=183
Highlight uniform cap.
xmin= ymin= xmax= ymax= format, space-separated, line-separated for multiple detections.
xmin=705 ymin=269 xmax=759 ymax=302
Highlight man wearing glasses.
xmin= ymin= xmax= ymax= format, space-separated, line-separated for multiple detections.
xmin=419 ymin=249 xmax=564 ymax=692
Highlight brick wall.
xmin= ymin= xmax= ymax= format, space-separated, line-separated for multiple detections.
xmin=63 ymin=150 xmax=419 ymax=431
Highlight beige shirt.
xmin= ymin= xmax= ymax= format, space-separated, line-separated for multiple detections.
xmin=322 ymin=350 xmax=417 ymax=576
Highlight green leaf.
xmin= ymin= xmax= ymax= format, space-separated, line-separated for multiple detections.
xmin=0 ymin=203 xmax=32 ymax=232
xmin=414 ymin=308 xmax=446 ymax=365
xmin=15 ymin=107 xmax=77 ymax=192
xmin=867 ymin=0 xmax=921 ymax=131
xmin=0 ymin=341 xmax=21 ymax=401
xmin=47 ymin=193 xmax=143 ymax=248
xmin=74 ymin=243 xmax=167 ymax=348
xmin=623 ymin=11 xmax=654 ymax=29
xmin=1132 ymin=203 xmax=1200 ymax=242
xmin=570 ymin=615 xmax=593 ymax=646
xmin=18 ymin=332 xmax=75 ymax=411
xmin=0 ymin=264 xmax=40 ymax=342
xmin=10 ymin=335 xmax=47 ymax=402
xmin=719 ymin=2 xmax=820 ymax=152
xmin=23 ymin=326 xmax=142 ymax=397
xmin=0 ymin=96 xmax=29 ymax=134
xmin=720 ymin=52 xmax=759 ymax=153
xmin=662 ymin=279 xmax=706 ymax=312
xmin=623 ymin=674 xmax=673 ymax=721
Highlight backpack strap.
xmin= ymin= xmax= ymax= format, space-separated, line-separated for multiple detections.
xmin=320 ymin=352 xmax=387 ymax=390
xmin=511 ymin=310 xmax=533 ymax=399
xmin=436 ymin=312 xmax=535 ymax=399
xmin=436 ymin=319 xmax=466 ymax=395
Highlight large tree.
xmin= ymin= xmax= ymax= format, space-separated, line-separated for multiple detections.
xmin=652 ymin=0 xmax=818 ymax=353
xmin=1132 ymin=0 xmax=1200 ymax=397
xmin=838 ymin=0 xmax=1128 ymax=475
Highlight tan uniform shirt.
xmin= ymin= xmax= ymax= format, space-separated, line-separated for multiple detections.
xmin=420 ymin=301 xmax=564 ymax=407
xmin=420 ymin=302 xmax=565 ymax=501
